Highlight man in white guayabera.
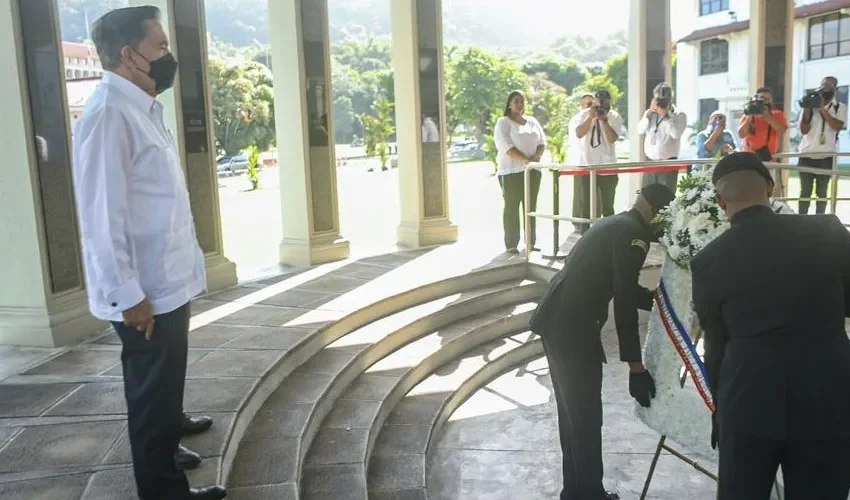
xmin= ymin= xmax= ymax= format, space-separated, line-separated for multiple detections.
xmin=797 ymin=76 xmax=847 ymax=214
xmin=639 ymin=82 xmax=687 ymax=192
xmin=572 ymin=89 xmax=624 ymax=221
xmin=72 ymin=7 xmax=224 ymax=500
xmin=692 ymin=152 xmax=850 ymax=499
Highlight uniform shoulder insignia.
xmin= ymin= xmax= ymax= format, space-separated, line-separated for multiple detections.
xmin=631 ymin=239 xmax=648 ymax=253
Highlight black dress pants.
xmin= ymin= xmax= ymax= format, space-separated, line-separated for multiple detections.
xmin=113 ymin=302 xmax=191 ymax=500
xmin=798 ymin=156 xmax=832 ymax=214
xmin=718 ymin=428 xmax=850 ymax=500
xmin=572 ymin=175 xmax=590 ymax=233
xmin=499 ymin=169 xmax=542 ymax=251
xmin=596 ymin=175 xmax=618 ymax=217
xmin=542 ymin=334 xmax=605 ymax=500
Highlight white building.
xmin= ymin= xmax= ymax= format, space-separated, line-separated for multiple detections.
xmin=62 ymin=41 xmax=103 ymax=80
xmin=674 ymin=0 xmax=850 ymax=154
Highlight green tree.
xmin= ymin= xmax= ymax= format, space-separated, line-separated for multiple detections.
xmin=482 ymin=109 xmax=502 ymax=174
xmin=208 ymin=60 xmax=276 ymax=156
xmin=536 ymin=87 xmax=569 ymax=164
xmin=522 ymin=57 xmax=588 ymax=93
xmin=445 ymin=47 xmax=529 ymax=145
xmin=246 ymin=144 xmax=261 ymax=190
xmin=333 ymin=96 xmax=355 ymax=144
xmin=360 ymin=96 xmax=395 ymax=170
xmin=603 ymin=53 xmax=628 ymax=124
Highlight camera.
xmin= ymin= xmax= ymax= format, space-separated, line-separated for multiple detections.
xmin=653 ymin=82 xmax=674 ymax=110
xmin=593 ymin=90 xmax=611 ymax=118
xmin=744 ymin=95 xmax=767 ymax=115
xmin=799 ymin=89 xmax=823 ymax=109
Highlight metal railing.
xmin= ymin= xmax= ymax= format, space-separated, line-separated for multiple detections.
xmin=522 ymin=153 xmax=850 ymax=260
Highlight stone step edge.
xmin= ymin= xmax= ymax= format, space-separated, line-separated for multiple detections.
xmin=217 ymin=262 xmax=527 ymax=484
xmin=367 ymin=339 xmax=546 ymax=498
xmin=295 ymin=282 xmax=546 ymax=490
xmin=364 ymin=310 xmax=536 ymax=464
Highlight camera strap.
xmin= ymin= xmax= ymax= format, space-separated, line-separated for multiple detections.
xmin=590 ymin=122 xmax=602 ymax=148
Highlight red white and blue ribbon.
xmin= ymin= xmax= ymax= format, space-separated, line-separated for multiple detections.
xmin=653 ymin=281 xmax=716 ymax=412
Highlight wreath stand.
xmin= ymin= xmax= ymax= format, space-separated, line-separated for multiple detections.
xmin=638 ymin=323 xmax=784 ymax=500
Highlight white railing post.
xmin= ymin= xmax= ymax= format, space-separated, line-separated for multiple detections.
xmin=524 ymin=166 xmax=533 ymax=260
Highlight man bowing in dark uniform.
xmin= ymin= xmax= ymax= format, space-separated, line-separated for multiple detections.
xmin=529 ymin=183 xmax=675 ymax=500
xmin=692 ymin=152 xmax=850 ymax=499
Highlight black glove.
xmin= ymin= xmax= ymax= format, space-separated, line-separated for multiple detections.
xmin=711 ymin=411 xmax=719 ymax=450
xmin=629 ymin=370 xmax=656 ymax=408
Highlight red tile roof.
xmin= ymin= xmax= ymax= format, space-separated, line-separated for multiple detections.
xmin=62 ymin=41 xmax=98 ymax=60
xmin=678 ymin=0 xmax=850 ymax=43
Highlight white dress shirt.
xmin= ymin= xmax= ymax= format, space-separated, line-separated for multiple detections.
xmin=798 ymin=100 xmax=847 ymax=158
xmin=494 ymin=115 xmax=547 ymax=176
xmin=72 ymin=72 xmax=206 ymax=322
xmin=570 ymin=109 xmax=623 ymax=166
xmin=638 ymin=110 xmax=687 ymax=160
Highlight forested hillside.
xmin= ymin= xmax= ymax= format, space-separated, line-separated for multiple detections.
xmin=57 ymin=0 xmax=626 ymax=64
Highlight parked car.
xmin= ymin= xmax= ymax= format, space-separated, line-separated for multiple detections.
xmin=449 ymin=140 xmax=485 ymax=160
xmin=216 ymin=155 xmax=250 ymax=176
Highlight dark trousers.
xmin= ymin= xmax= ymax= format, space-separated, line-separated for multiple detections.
xmin=718 ymin=428 xmax=850 ymax=500
xmin=573 ymin=175 xmax=618 ymax=233
xmin=543 ymin=335 xmax=605 ymax=500
xmin=798 ymin=156 xmax=832 ymax=214
xmin=642 ymin=157 xmax=679 ymax=193
xmin=499 ymin=169 xmax=542 ymax=250
xmin=113 ymin=303 xmax=191 ymax=500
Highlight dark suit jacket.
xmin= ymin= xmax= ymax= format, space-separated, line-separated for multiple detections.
xmin=529 ymin=209 xmax=654 ymax=363
xmin=692 ymin=205 xmax=850 ymax=440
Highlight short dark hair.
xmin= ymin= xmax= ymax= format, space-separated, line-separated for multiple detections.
xmin=756 ymin=86 xmax=773 ymax=95
xmin=823 ymin=76 xmax=838 ymax=86
xmin=92 ymin=6 xmax=160 ymax=71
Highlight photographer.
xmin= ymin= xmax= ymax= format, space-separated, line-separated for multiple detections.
xmin=573 ymin=89 xmax=623 ymax=218
xmin=568 ymin=92 xmax=596 ymax=234
xmin=737 ymin=87 xmax=788 ymax=161
xmin=638 ymin=82 xmax=687 ymax=192
xmin=797 ymin=76 xmax=847 ymax=214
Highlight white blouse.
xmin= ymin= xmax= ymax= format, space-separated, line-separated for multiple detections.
xmin=494 ymin=115 xmax=547 ymax=176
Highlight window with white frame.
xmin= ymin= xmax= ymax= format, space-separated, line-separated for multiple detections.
xmin=808 ymin=12 xmax=850 ymax=60
xmin=699 ymin=0 xmax=728 ymax=16
xmin=700 ymin=39 xmax=729 ymax=75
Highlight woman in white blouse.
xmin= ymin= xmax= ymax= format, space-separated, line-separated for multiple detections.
xmin=494 ymin=90 xmax=547 ymax=254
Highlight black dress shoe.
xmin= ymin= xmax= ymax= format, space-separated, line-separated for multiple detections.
xmin=181 ymin=413 xmax=214 ymax=436
xmin=189 ymin=485 xmax=226 ymax=499
xmin=175 ymin=444 xmax=202 ymax=470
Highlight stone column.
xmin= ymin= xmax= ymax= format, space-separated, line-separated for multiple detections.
xmin=391 ymin=0 xmax=458 ymax=248
xmin=628 ymin=0 xmax=672 ymax=199
xmin=268 ymin=0 xmax=349 ymax=266
xmin=132 ymin=0 xmax=238 ymax=290
xmin=0 ymin=0 xmax=104 ymax=346
xmin=750 ymin=0 xmax=794 ymax=197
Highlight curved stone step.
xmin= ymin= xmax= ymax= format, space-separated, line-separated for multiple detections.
xmin=366 ymin=338 xmax=545 ymax=499
xmin=300 ymin=299 xmax=540 ymax=500
xmin=294 ymin=281 xmax=544 ymax=499
xmin=223 ymin=268 xmax=534 ymax=496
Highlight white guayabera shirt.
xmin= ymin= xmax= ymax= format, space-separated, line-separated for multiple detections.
xmin=72 ymin=72 xmax=206 ymax=322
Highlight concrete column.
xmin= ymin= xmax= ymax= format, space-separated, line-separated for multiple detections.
xmin=391 ymin=0 xmax=458 ymax=247
xmin=268 ymin=0 xmax=349 ymax=266
xmin=628 ymin=0 xmax=672 ymax=199
xmin=132 ymin=0 xmax=237 ymax=290
xmin=0 ymin=0 xmax=104 ymax=346
xmin=750 ymin=0 xmax=794 ymax=196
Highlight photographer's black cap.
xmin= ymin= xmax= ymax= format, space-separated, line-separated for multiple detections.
xmin=595 ymin=89 xmax=611 ymax=99
xmin=638 ymin=183 xmax=675 ymax=211
xmin=711 ymin=152 xmax=773 ymax=185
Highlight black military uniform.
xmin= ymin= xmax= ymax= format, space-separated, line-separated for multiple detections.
xmin=692 ymin=153 xmax=850 ymax=499
xmin=529 ymin=184 xmax=674 ymax=500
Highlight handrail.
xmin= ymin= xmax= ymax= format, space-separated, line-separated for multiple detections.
xmin=523 ymin=156 xmax=850 ymax=260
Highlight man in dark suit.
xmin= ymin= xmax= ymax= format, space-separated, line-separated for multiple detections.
xmin=529 ymin=184 xmax=675 ymax=500
xmin=692 ymin=152 xmax=850 ymax=499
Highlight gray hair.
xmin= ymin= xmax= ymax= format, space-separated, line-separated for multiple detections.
xmin=91 ymin=6 xmax=160 ymax=71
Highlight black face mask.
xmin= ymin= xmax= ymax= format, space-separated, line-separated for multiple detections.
xmin=134 ymin=49 xmax=178 ymax=95
xmin=822 ymin=90 xmax=835 ymax=102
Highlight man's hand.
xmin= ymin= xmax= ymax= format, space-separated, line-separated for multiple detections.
xmin=710 ymin=411 xmax=719 ymax=449
xmin=123 ymin=298 xmax=155 ymax=340
xmin=629 ymin=368 xmax=656 ymax=408
xmin=644 ymin=108 xmax=654 ymax=120
xmin=529 ymin=154 xmax=541 ymax=163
